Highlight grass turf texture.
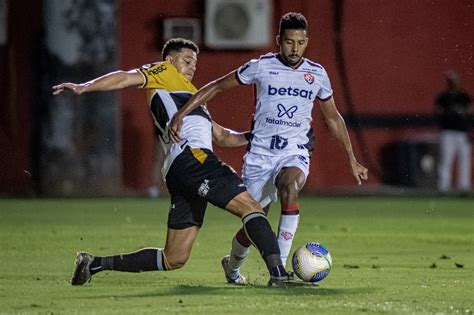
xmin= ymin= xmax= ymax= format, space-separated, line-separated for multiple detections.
xmin=0 ymin=197 xmax=472 ymax=314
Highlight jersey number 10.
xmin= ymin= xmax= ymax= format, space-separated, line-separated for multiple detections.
xmin=270 ymin=135 xmax=288 ymax=150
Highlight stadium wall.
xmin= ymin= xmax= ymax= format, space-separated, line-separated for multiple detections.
xmin=118 ymin=0 xmax=474 ymax=192
xmin=0 ymin=0 xmax=472 ymax=195
xmin=0 ymin=1 xmax=42 ymax=195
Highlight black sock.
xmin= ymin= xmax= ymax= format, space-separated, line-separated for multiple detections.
xmin=242 ymin=212 xmax=288 ymax=277
xmin=91 ymin=248 xmax=163 ymax=274
xmin=89 ymin=257 xmax=102 ymax=275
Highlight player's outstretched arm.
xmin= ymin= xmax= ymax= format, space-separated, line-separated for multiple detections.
xmin=211 ymin=121 xmax=249 ymax=147
xmin=169 ymin=71 xmax=240 ymax=143
xmin=320 ymin=96 xmax=368 ymax=185
xmin=52 ymin=70 xmax=144 ymax=96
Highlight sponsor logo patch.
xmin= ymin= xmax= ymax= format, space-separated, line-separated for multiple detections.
xmin=146 ymin=64 xmax=167 ymax=75
xmin=268 ymin=85 xmax=313 ymax=100
xmin=265 ymin=117 xmax=301 ymax=128
xmin=198 ymin=179 xmax=210 ymax=197
xmin=277 ymin=104 xmax=298 ymax=118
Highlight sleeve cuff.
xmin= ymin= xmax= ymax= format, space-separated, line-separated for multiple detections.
xmin=244 ymin=131 xmax=252 ymax=142
xmin=137 ymin=69 xmax=147 ymax=88
xmin=235 ymin=71 xmax=245 ymax=85
xmin=317 ymin=94 xmax=333 ymax=102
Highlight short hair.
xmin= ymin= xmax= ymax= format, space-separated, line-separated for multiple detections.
xmin=279 ymin=12 xmax=308 ymax=38
xmin=161 ymin=38 xmax=199 ymax=59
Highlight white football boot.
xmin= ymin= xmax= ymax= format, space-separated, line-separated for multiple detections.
xmin=221 ymin=255 xmax=247 ymax=285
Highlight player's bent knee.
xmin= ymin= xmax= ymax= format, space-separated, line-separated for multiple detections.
xmin=279 ymin=184 xmax=300 ymax=202
xmin=167 ymin=262 xmax=185 ymax=270
xmin=226 ymin=192 xmax=263 ymax=217
xmin=241 ymin=192 xmax=262 ymax=210
xmin=166 ymin=255 xmax=189 ymax=270
xmin=242 ymin=199 xmax=263 ymax=213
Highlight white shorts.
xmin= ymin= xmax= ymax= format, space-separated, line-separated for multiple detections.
xmin=242 ymin=152 xmax=310 ymax=208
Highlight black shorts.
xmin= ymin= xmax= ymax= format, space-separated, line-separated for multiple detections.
xmin=165 ymin=146 xmax=247 ymax=229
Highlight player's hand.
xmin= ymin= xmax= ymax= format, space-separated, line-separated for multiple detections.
xmin=52 ymin=83 xmax=86 ymax=95
xmin=168 ymin=113 xmax=184 ymax=143
xmin=350 ymin=160 xmax=368 ymax=185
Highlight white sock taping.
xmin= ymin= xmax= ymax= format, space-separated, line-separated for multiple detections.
xmin=156 ymin=248 xmax=166 ymax=270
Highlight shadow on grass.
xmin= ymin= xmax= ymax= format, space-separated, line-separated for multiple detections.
xmin=82 ymin=284 xmax=376 ymax=299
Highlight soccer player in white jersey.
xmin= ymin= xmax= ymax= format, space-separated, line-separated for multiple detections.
xmin=53 ymin=38 xmax=294 ymax=287
xmin=169 ymin=13 xmax=368 ymax=284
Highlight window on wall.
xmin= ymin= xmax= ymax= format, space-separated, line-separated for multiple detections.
xmin=0 ymin=0 xmax=7 ymax=45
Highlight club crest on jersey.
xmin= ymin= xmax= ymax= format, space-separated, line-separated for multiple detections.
xmin=304 ymin=72 xmax=315 ymax=84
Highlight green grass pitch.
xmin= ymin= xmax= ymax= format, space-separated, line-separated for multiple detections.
xmin=0 ymin=197 xmax=472 ymax=314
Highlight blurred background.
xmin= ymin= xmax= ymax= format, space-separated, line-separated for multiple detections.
xmin=1 ymin=0 xmax=473 ymax=197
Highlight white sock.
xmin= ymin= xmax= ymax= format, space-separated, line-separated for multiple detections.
xmin=278 ymin=214 xmax=300 ymax=267
xmin=227 ymin=236 xmax=250 ymax=277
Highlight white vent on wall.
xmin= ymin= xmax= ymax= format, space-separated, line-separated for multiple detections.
xmin=205 ymin=0 xmax=271 ymax=49
xmin=163 ymin=18 xmax=201 ymax=44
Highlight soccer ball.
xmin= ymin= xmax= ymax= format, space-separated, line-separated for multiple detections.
xmin=292 ymin=242 xmax=332 ymax=283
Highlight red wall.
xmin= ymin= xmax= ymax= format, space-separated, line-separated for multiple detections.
xmin=320 ymin=0 xmax=474 ymax=188
xmin=342 ymin=1 xmax=474 ymax=114
xmin=118 ymin=0 xmax=474 ymax=191
xmin=2 ymin=1 xmax=471 ymax=195
xmin=0 ymin=1 xmax=41 ymax=195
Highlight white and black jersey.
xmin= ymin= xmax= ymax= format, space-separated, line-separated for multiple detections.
xmin=236 ymin=53 xmax=333 ymax=157
xmin=138 ymin=61 xmax=213 ymax=176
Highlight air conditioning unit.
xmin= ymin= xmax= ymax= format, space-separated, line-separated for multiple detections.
xmin=163 ymin=18 xmax=201 ymax=45
xmin=205 ymin=0 xmax=271 ymax=49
